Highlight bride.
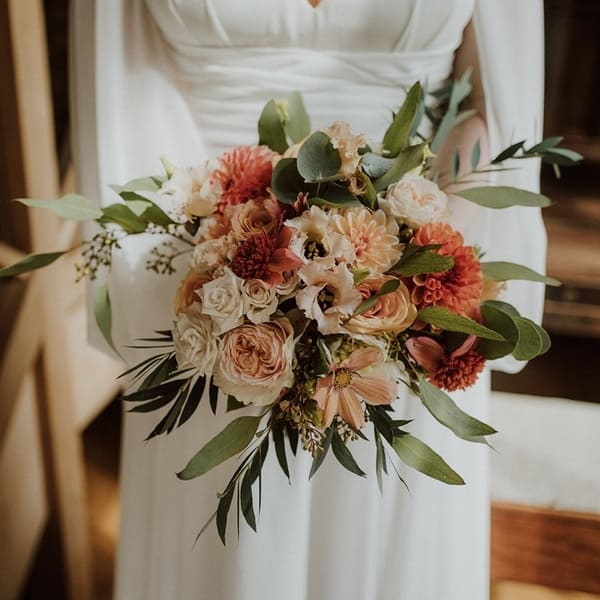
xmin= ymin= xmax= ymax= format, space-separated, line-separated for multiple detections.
xmin=71 ymin=1 xmax=546 ymax=598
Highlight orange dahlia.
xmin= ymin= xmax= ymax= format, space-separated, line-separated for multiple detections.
xmin=212 ymin=145 xmax=275 ymax=214
xmin=410 ymin=222 xmax=482 ymax=317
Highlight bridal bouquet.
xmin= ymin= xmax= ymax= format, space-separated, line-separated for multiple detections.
xmin=1 ymin=78 xmax=580 ymax=542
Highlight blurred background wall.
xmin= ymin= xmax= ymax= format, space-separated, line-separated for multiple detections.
xmin=0 ymin=1 xmax=599 ymax=599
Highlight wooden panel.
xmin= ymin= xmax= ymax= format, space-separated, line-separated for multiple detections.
xmin=493 ymin=582 xmax=600 ymax=600
xmin=0 ymin=373 xmax=48 ymax=600
xmin=491 ymin=502 xmax=600 ymax=594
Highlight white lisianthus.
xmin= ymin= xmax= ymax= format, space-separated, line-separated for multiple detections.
xmin=159 ymin=162 xmax=222 ymax=221
xmin=322 ymin=121 xmax=368 ymax=179
xmin=296 ymin=262 xmax=362 ymax=335
xmin=379 ymin=174 xmax=449 ymax=229
xmin=200 ymin=268 xmax=245 ymax=334
xmin=173 ymin=303 xmax=218 ymax=376
xmin=242 ymin=279 xmax=279 ymax=324
xmin=286 ymin=205 xmax=355 ymax=267
xmin=214 ymin=319 xmax=295 ymax=406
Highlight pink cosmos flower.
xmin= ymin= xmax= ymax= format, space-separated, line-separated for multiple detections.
xmin=313 ymin=347 xmax=397 ymax=430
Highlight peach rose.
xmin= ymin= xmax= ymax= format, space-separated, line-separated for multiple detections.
xmin=174 ymin=268 xmax=211 ymax=315
xmin=214 ymin=319 xmax=295 ymax=406
xmin=230 ymin=197 xmax=282 ymax=241
xmin=345 ymin=277 xmax=417 ymax=335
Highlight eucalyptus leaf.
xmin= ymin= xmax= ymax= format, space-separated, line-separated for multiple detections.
xmin=0 ymin=250 xmax=66 ymax=278
xmin=285 ymin=91 xmax=311 ymax=143
xmin=109 ymin=176 xmax=164 ymax=194
xmin=526 ymin=137 xmax=563 ymax=154
xmin=258 ymin=99 xmax=288 ymax=153
xmin=271 ymin=158 xmax=314 ymax=204
xmin=481 ymin=261 xmax=560 ymax=286
xmin=361 ymin=153 xmax=395 ymax=179
xmin=240 ymin=469 xmax=257 ymax=531
xmin=392 ymin=434 xmax=465 ymax=485
xmin=382 ymin=82 xmax=421 ymax=157
xmin=177 ymin=416 xmax=262 ymax=480
xmin=272 ymin=421 xmax=290 ymax=481
xmin=309 ymin=426 xmax=333 ymax=479
xmin=120 ymin=191 xmax=174 ymax=227
xmin=297 ymin=131 xmax=341 ymax=183
xmin=374 ymin=143 xmax=425 ymax=192
xmin=455 ymin=186 xmax=551 ymax=209
xmin=512 ymin=317 xmax=546 ymax=360
xmin=542 ymin=147 xmax=583 ymax=166
xmin=418 ymin=379 xmax=496 ymax=441
xmin=16 ymin=194 xmax=102 ymax=221
xmin=477 ymin=303 xmax=520 ymax=359
xmin=417 ymin=306 xmax=505 ymax=341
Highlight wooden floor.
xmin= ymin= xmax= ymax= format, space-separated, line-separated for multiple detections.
xmin=21 ymin=333 xmax=600 ymax=600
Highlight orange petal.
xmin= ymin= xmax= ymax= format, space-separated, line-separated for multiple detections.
xmin=337 ymin=387 xmax=365 ymax=430
xmin=351 ymin=375 xmax=396 ymax=406
xmin=341 ymin=347 xmax=381 ymax=371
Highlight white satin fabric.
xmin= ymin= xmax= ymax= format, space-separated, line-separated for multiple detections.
xmin=70 ymin=1 xmax=546 ymax=599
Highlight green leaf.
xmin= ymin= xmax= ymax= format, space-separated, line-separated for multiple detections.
xmin=309 ymin=426 xmax=334 ymax=479
xmin=471 ymin=139 xmax=481 ymax=170
xmin=98 ymin=203 xmax=148 ymax=233
xmin=382 ymin=82 xmax=422 ymax=157
xmin=481 ymin=261 xmax=560 ymax=286
xmin=331 ymin=430 xmax=366 ymax=477
xmin=388 ymin=250 xmax=454 ymax=277
xmin=512 ymin=317 xmax=546 ymax=360
xmin=430 ymin=70 xmax=473 ymax=153
xmin=481 ymin=299 xmax=521 ymax=318
xmin=451 ymin=149 xmax=460 ymax=179
xmin=119 ymin=191 xmax=174 ymax=227
xmin=16 ymin=194 xmax=102 ymax=221
xmin=109 ymin=176 xmax=164 ymax=194
xmin=179 ymin=376 xmax=207 ymax=426
xmin=94 ymin=283 xmax=121 ymax=357
xmin=491 ymin=140 xmax=526 ymax=164
xmin=0 ymin=250 xmax=66 ymax=278
xmin=359 ymin=172 xmax=377 ymax=209
xmin=177 ymin=416 xmax=262 ymax=480
xmin=361 ymin=153 xmax=395 ymax=179
xmin=226 ymin=395 xmax=245 ymax=412
xmin=297 ymin=131 xmax=341 ymax=183
xmin=374 ymin=143 xmax=425 ymax=192
xmin=272 ymin=421 xmax=290 ymax=481
xmin=240 ymin=468 xmax=257 ymax=531
xmin=477 ymin=302 xmax=520 ymax=359
xmin=526 ymin=137 xmax=563 ymax=154
xmin=417 ymin=306 xmax=505 ymax=341
xmin=258 ymin=99 xmax=288 ymax=153
xmin=284 ymin=91 xmax=311 ymax=143
xmin=216 ymin=485 xmax=235 ymax=545
xmin=542 ymin=147 xmax=583 ymax=166
xmin=392 ymin=433 xmax=465 ymax=485
xmin=271 ymin=158 xmax=315 ymax=204
xmin=455 ymin=186 xmax=551 ymax=209
xmin=418 ymin=379 xmax=496 ymax=441
xmin=354 ymin=278 xmax=400 ymax=316
xmin=209 ymin=381 xmax=219 ymax=415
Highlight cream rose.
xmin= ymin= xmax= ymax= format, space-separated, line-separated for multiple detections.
xmin=345 ymin=277 xmax=417 ymax=335
xmin=379 ymin=174 xmax=449 ymax=229
xmin=214 ymin=319 xmax=295 ymax=406
xmin=200 ymin=268 xmax=244 ymax=334
xmin=173 ymin=303 xmax=218 ymax=376
xmin=242 ymin=278 xmax=279 ymax=324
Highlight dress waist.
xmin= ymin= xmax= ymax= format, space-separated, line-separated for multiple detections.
xmin=163 ymin=45 xmax=454 ymax=155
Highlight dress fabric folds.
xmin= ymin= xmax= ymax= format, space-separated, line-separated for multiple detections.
xmin=70 ymin=1 xmax=546 ymax=598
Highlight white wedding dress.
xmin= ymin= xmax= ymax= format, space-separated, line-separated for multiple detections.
xmin=71 ymin=1 xmax=546 ymax=598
